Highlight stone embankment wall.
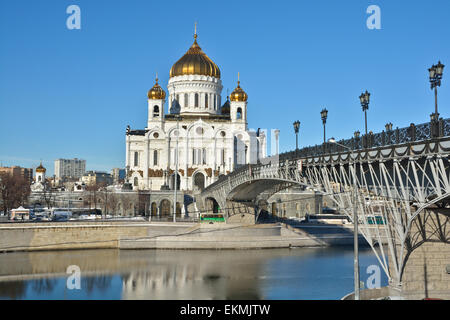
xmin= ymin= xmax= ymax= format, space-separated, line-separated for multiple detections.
xmin=0 ymin=222 xmax=192 ymax=252
xmin=390 ymin=209 xmax=450 ymax=300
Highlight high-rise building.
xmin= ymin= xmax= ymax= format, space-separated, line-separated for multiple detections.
xmin=54 ymin=158 xmax=86 ymax=180
xmin=0 ymin=166 xmax=33 ymax=184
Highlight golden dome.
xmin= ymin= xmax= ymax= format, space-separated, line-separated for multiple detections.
xmin=170 ymin=34 xmax=221 ymax=79
xmin=148 ymin=77 xmax=166 ymax=100
xmin=230 ymin=80 xmax=248 ymax=102
xmin=36 ymin=162 xmax=46 ymax=173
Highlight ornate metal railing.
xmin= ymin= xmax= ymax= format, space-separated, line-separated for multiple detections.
xmin=279 ymin=117 xmax=449 ymax=161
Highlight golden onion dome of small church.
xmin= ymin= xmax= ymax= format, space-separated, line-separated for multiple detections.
xmin=170 ymin=25 xmax=221 ymax=79
xmin=148 ymin=75 xmax=166 ymax=100
xmin=36 ymin=162 xmax=46 ymax=173
xmin=230 ymin=73 xmax=248 ymax=102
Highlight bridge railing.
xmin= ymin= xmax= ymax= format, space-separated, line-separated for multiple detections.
xmin=278 ymin=117 xmax=449 ymax=161
xmin=203 ymin=117 xmax=449 ymax=193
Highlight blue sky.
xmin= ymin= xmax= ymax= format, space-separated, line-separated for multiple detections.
xmin=1 ymin=0 xmax=449 ymax=176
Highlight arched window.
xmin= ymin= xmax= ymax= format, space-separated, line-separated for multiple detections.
xmin=153 ymin=150 xmax=158 ymax=166
xmin=184 ymin=93 xmax=188 ymax=108
xmin=205 ymin=94 xmax=208 ymax=108
xmin=134 ymin=152 xmax=139 ymax=166
xmin=153 ymin=105 xmax=159 ymax=117
xmin=213 ymin=94 xmax=216 ymax=110
xmin=237 ymin=107 xmax=242 ymax=120
xmin=133 ymin=177 xmax=138 ymax=187
xmin=195 ymin=93 xmax=199 ymax=107
xmin=194 ymin=172 xmax=205 ymax=191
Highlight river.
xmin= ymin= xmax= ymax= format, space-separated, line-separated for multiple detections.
xmin=0 ymin=247 xmax=388 ymax=300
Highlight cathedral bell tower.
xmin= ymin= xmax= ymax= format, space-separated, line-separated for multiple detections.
xmin=35 ymin=162 xmax=46 ymax=183
xmin=147 ymin=75 xmax=166 ymax=127
xmin=230 ymin=73 xmax=248 ymax=127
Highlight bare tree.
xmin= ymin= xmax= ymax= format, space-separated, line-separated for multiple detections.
xmin=0 ymin=172 xmax=31 ymax=217
xmin=85 ymin=182 xmax=101 ymax=213
xmin=107 ymin=193 xmax=118 ymax=216
xmin=41 ymin=185 xmax=55 ymax=210
xmin=97 ymin=182 xmax=109 ymax=218
xmin=120 ymin=194 xmax=131 ymax=216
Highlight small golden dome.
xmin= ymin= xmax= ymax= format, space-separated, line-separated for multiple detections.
xmin=148 ymin=77 xmax=166 ymax=100
xmin=36 ymin=162 xmax=46 ymax=173
xmin=230 ymin=80 xmax=248 ymax=102
xmin=170 ymin=34 xmax=221 ymax=79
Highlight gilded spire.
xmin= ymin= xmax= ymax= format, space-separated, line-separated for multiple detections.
xmin=194 ymin=22 xmax=198 ymax=41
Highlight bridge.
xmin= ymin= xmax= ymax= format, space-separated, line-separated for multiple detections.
xmin=199 ymin=117 xmax=450 ymax=299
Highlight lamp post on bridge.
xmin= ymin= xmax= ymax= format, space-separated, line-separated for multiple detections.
xmin=329 ymin=137 xmax=360 ymax=300
xmin=429 ymin=61 xmax=444 ymax=137
xmin=359 ymin=91 xmax=370 ymax=148
xmin=293 ymin=120 xmax=300 ymax=155
xmin=320 ymin=108 xmax=328 ymax=145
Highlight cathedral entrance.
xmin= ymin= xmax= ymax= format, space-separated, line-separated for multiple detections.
xmin=151 ymin=202 xmax=158 ymax=216
xmin=160 ymin=199 xmax=171 ymax=217
xmin=193 ymin=172 xmax=205 ymax=191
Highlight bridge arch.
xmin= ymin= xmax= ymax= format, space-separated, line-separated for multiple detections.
xmin=205 ymin=197 xmax=220 ymax=213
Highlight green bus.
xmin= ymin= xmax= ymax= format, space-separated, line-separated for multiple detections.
xmin=200 ymin=214 xmax=225 ymax=223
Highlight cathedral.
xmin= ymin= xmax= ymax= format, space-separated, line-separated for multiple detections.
xmin=125 ymin=30 xmax=266 ymax=192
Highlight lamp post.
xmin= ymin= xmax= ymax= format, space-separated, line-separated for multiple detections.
xmin=359 ymin=91 xmax=370 ymax=147
xmin=429 ymin=61 xmax=445 ymax=118
xmin=173 ymin=115 xmax=180 ymax=223
xmin=293 ymin=121 xmax=300 ymax=152
xmin=320 ymin=109 xmax=328 ymax=144
xmin=429 ymin=61 xmax=445 ymax=137
xmin=328 ymin=137 xmax=360 ymax=300
xmin=385 ymin=122 xmax=393 ymax=132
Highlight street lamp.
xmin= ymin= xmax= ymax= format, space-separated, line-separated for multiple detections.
xmin=328 ymin=137 xmax=360 ymax=300
xmin=429 ymin=61 xmax=445 ymax=118
xmin=293 ymin=120 xmax=300 ymax=151
xmin=173 ymin=115 xmax=180 ymax=223
xmin=359 ymin=91 xmax=370 ymax=147
xmin=320 ymin=108 xmax=328 ymax=144
xmin=385 ymin=122 xmax=393 ymax=132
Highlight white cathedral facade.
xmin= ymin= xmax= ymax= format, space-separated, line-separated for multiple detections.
xmin=125 ymin=32 xmax=266 ymax=192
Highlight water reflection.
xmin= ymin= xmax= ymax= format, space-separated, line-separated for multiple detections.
xmin=0 ymin=248 xmax=388 ymax=300
xmin=30 ymin=278 xmax=57 ymax=294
